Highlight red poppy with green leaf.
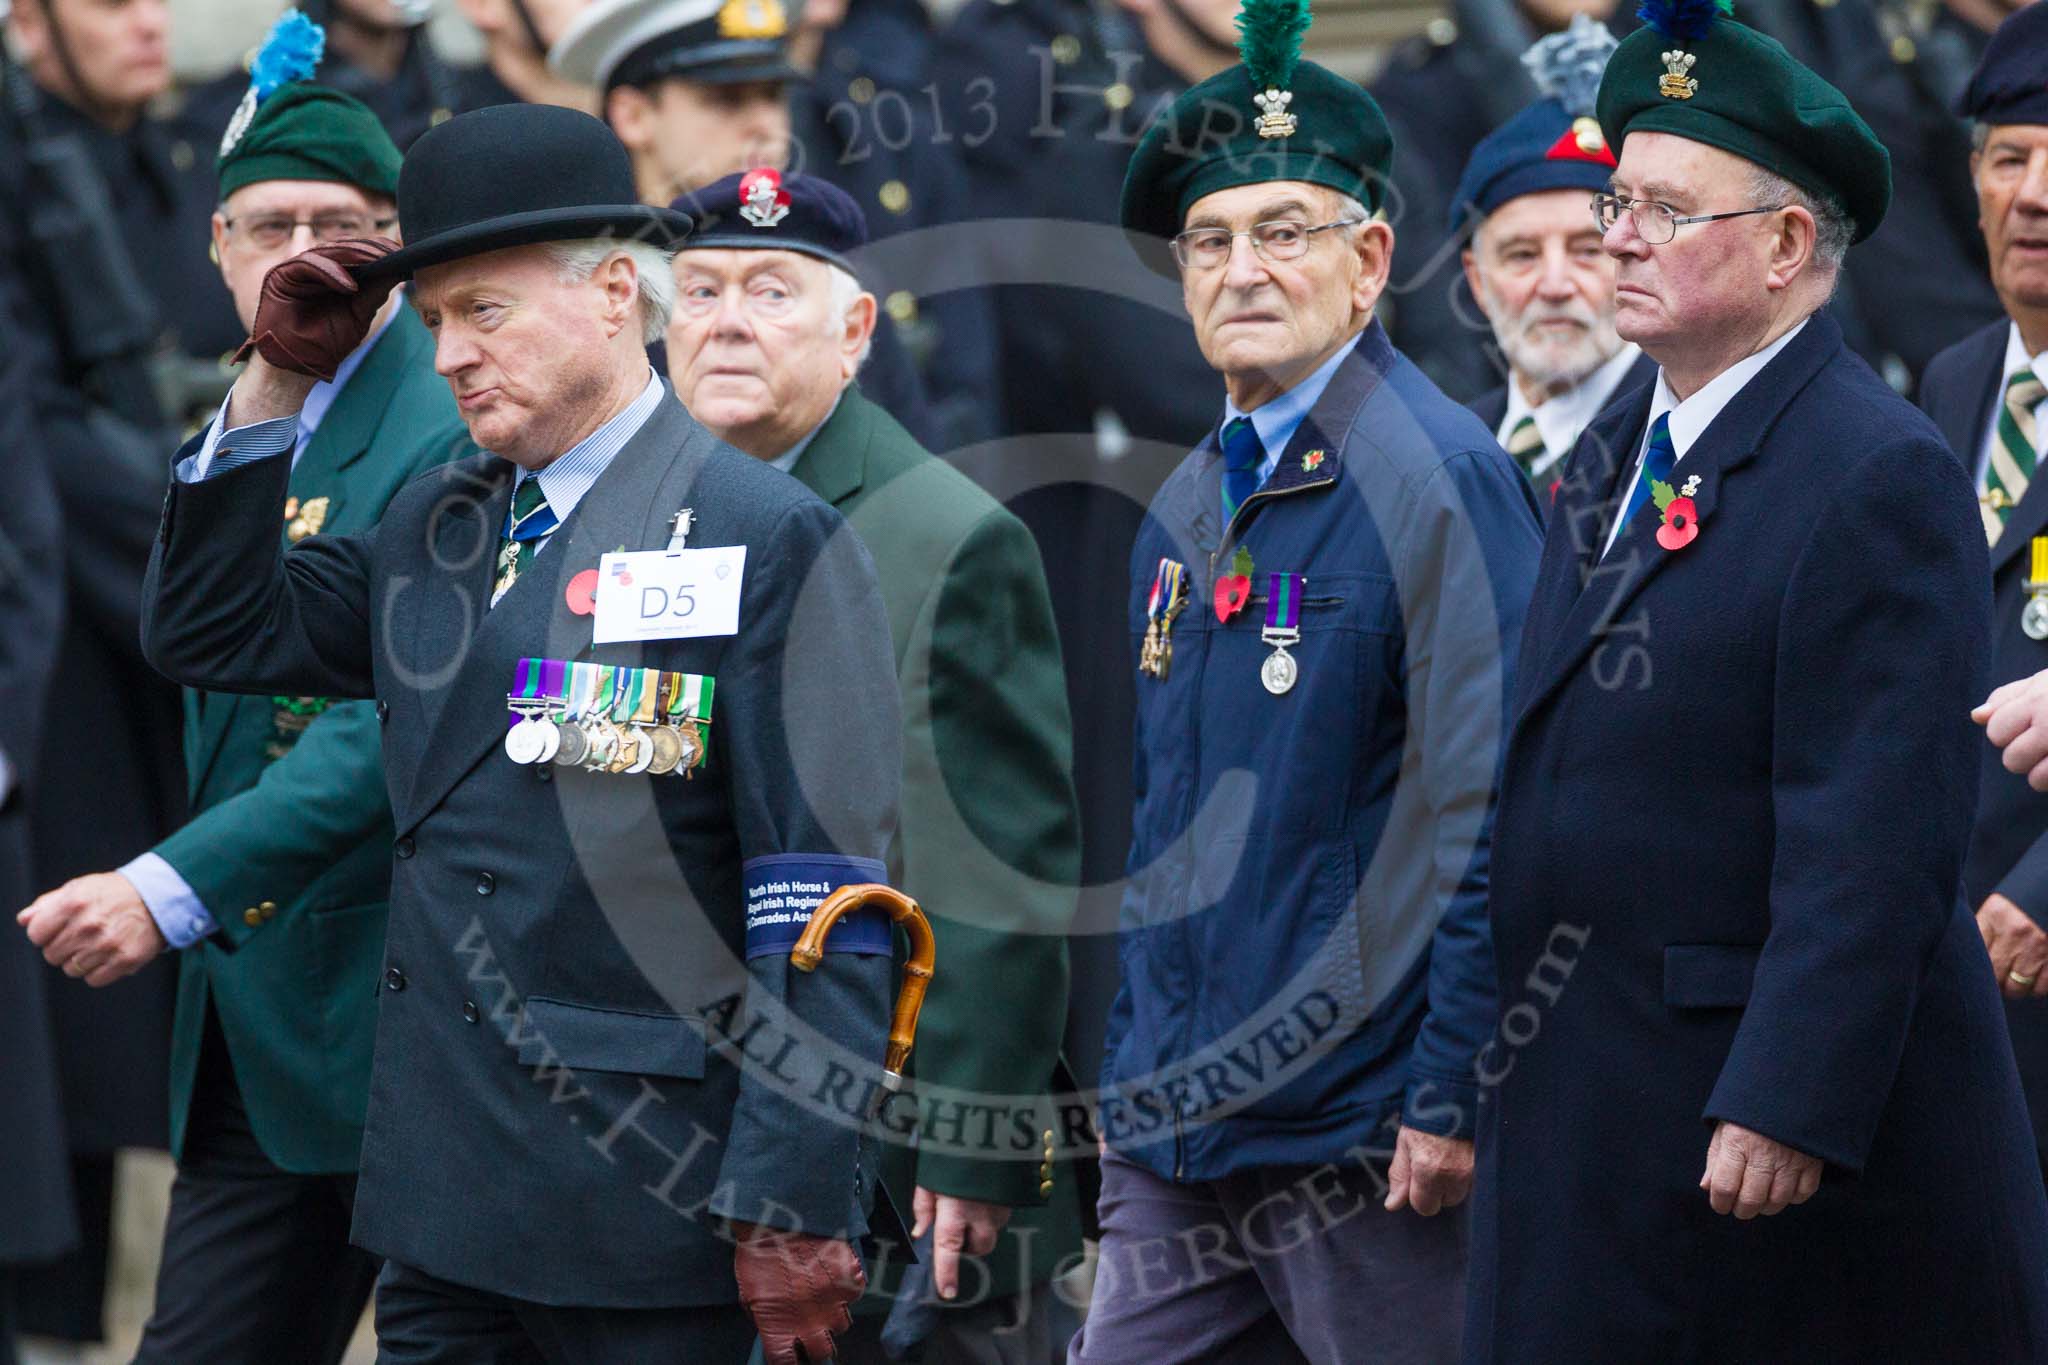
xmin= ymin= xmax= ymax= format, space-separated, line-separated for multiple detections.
xmin=1650 ymin=476 xmax=1701 ymax=551
xmin=1215 ymin=546 xmax=1254 ymax=622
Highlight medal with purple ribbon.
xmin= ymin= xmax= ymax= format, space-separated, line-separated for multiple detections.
xmin=1261 ymin=572 xmax=1303 ymax=695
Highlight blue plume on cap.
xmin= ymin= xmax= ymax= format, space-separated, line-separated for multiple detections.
xmin=1635 ymin=0 xmax=1730 ymax=42
xmin=250 ymin=9 xmax=325 ymax=103
xmin=1522 ymin=14 xmax=1618 ymax=117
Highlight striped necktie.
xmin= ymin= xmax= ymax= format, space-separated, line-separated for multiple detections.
xmin=1607 ymin=413 xmax=1676 ymax=558
xmin=1984 ymin=367 xmax=2047 ymax=544
xmin=1505 ymin=415 xmax=1546 ymax=480
xmin=491 ymin=478 xmax=557 ymax=606
xmin=1221 ymin=416 xmax=1266 ymax=524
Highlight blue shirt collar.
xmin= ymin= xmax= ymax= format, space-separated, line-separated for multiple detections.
xmin=509 ymin=369 xmax=666 ymax=530
xmin=1219 ymin=330 xmax=1363 ymax=484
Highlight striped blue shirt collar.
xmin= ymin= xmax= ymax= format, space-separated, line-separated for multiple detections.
xmin=509 ymin=369 xmax=665 ymax=533
xmin=1219 ymin=330 xmax=1362 ymax=486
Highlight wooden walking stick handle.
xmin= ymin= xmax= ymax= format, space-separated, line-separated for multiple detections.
xmin=791 ymin=883 xmax=934 ymax=1088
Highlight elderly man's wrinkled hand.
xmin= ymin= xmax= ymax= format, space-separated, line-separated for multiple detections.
xmin=1384 ymin=1125 xmax=1474 ymax=1216
xmin=1979 ymin=894 xmax=2048 ymax=999
xmin=911 ymin=1187 xmax=1012 ymax=1301
xmin=1976 ymin=671 xmax=2048 ymax=791
xmin=1700 ymin=1121 xmax=1822 ymax=1219
xmin=17 ymin=872 xmax=167 ymax=988
xmin=234 ymin=236 xmax=401 ymax=382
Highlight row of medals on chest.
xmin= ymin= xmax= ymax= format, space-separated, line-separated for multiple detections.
xmin=504 ymin=690 xmax=707 ymax=776
xmin=1140 ymin=556 xmax=1300 ymax=696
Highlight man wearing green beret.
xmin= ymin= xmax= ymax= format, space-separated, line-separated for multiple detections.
xmin=15 ymin=14 xmax=471 ymax=1362
xmin=1470 ymin=0 xmax=2048 ymax=1357
xmin=1078 ymin=1 xmax=1542 ymax=1358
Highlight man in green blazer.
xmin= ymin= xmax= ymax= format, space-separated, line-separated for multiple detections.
xmin=15 ymin=30 xmax=470 ymax=1363
xmin=668 ymin=167 xmax=1085 ymax=1363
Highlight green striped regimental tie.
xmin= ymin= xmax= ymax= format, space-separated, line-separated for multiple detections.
xmin=492 ymin=478 xmax=556 ymax=606
xmin=1984 ymin=367 xmax=2047 ymax=545
xmin=1505 ymin=415 xmax=1546 ymax=481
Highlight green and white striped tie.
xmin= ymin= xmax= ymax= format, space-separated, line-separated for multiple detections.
xmin=1505 ymin=415 xmax=1546 ymax=480
xmin=1985 ymin=367 xmax=2046 ymax=544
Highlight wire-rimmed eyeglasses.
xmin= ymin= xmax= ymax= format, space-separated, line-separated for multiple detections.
xmin=1169 ymin=218 xmax=1363 ymax=270
xmin=1591 ymin=194 xmax=1782 ymax=245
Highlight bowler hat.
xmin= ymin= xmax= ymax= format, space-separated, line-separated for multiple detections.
xmin=357 ymin=104 xmax=693 ymax=282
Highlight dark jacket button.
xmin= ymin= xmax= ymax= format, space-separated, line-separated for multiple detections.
xmin=395 ymin=836 xmax=415 ymax=859
xmin=476 ymin=872 xmax=495 ymax=896
xmin=375 ymin=700 xmax=389 ymax=722
xmin=385 ymin=966 xmax=406 ymax=992
xmin=462 ymin=1000 xmax=481 ymax=1024
xmin=537 ymin=765 xmax=552 ymax=783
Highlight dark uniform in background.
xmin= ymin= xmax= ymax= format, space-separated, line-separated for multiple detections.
xmin=1924 ymin=2 xmax=2048 ymax=1182
xmin=1369 ymin=0 xmax=1592 ymax=402
xmin=791 ymin=0 xmax=1002 ymax=449
xmin=929 ymin=0 xmax=1094 ymax=221
xmin=954 ymin=9 xmax=1222 ymax=1099
xmin=1738 ymin=0 xmax=2003 ymax=388
xmin=0 ymin=38 xmax=218 ymax=1345
xmin=549 ymin=0 xmax=946 ymax=447
xmin=0 ymin=257 xmax=76 ymax=1365
xmin=182 ymin=0 xmax=483 ymax=155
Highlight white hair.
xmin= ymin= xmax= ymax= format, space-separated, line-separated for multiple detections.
xmin=1331 ymin=191 xmax=1370 ymax=225
xmin=1744 ymin=166 xmax=1852 ymax=278
xmin=825 ymin=264 xmax=873 ymax=373
xmin=543 ymin=238 xmax=678 ymax=345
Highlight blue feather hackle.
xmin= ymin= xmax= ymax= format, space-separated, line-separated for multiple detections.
xmin=1522 ymin=14 xmax=1619 ymax=117
xmin=1636 ymin=0 xmax=1730 ymax=41
xmin=250 ymin=10 xmax=325 ymax=103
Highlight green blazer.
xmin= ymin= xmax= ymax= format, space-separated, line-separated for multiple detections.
xmin=788 ymin=388 xmax=1085 ymax=1301
xmin=153 ymin=310 xmax=472 ymax=1173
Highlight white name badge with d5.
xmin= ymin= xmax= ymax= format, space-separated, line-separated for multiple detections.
xmin=592 ymin=547 xmax=747 ymax=644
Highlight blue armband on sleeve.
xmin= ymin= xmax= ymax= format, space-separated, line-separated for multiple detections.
xmin=742 ymin=853 xmax=893 ymax=960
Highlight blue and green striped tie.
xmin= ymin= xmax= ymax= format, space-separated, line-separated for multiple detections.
xmin=1221 ymin=416 xmax=1265 ymax=524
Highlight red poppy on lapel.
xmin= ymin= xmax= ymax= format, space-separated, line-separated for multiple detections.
xmin=1656 ymin=495 xmax=1700 ymax=551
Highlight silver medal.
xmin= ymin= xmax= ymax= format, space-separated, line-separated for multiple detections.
xmin=1261 ymin=645 xmax=1298 ymax=695
xmin=2025 ymin=595 xmax=2048 ymax=643
xmin=504 ymin=715 xmax=547 ymax=764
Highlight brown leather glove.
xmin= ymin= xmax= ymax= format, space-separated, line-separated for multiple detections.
xmin=732 ymin=1221 xmax=866 ymax=1364
xmin=233 ymin=237 xmax=401 ymax=382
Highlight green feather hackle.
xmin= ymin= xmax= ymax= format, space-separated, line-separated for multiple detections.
xmin=1235 ymin=0 xmax=1312 ymax=93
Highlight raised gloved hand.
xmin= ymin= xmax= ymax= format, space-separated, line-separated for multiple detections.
xmin=233 ymin=237 xmax=401 ymax=382
xmin=732 ymin=1220 xmax=865 ymax=1364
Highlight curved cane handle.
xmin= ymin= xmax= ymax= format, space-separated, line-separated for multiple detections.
xmin=790 ymin=883 xmax=935 ymax=1084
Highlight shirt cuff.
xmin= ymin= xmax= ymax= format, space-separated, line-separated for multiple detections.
xmin=119 ymin=853 xmax=217 ymax=948
xmin=177 ymin=388 xmax=299 ymax=482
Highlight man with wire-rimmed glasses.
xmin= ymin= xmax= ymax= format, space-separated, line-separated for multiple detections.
xmin=1070 ymin=1 xmax=1542 ymax=1358
xmin=1469 ymin=4 xmax=2048 ymax=1360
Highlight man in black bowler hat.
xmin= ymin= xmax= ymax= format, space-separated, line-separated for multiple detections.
xmin=139 ymin=101 xmax=906 ymax=1365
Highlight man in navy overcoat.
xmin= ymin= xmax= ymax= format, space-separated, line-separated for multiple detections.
xmin=1468 ymin=6 xmax=2048 ymax=1360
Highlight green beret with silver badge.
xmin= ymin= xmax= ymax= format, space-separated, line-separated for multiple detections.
xmin=1594 ymin=0 xmax=1890 ymax=242
xmin=216 ymin=10 xmax=403 ymax=202
xmin=1118 ymin=0 xmax=1394 ymax=243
